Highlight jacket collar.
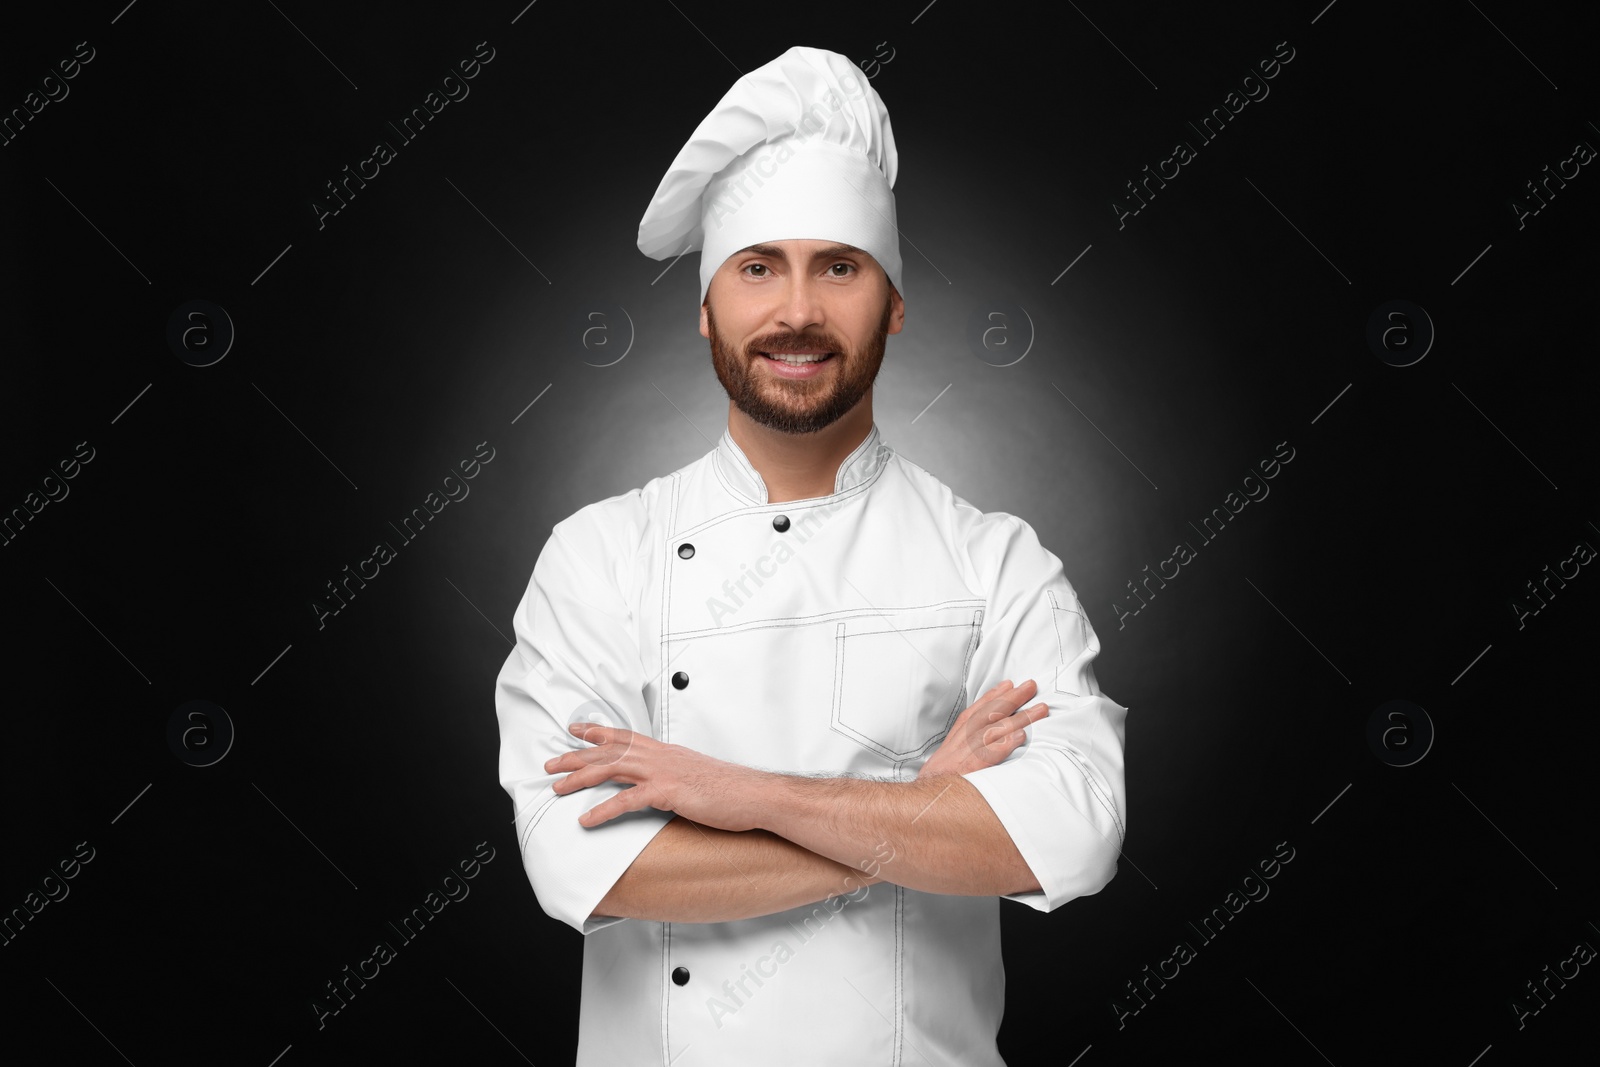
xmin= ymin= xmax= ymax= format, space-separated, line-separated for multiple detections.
xmin=714 ymin=421 xmax=889 ymax=505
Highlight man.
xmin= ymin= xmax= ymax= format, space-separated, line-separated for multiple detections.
xmin=495 ymin=46 xmax=1128 ymax=1065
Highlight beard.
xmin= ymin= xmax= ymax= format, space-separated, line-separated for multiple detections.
xmin=706 ymin=297 xmax=892 ymax=435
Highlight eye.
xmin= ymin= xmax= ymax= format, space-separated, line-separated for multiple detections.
xmin=828 ymin=262 xmax=855 ymax=277
xmin=742 ymin=263 xmax=770 ymax=277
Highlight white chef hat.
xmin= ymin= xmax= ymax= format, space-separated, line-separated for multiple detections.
xmin=637 ymin=45 xmax=903 ymax=304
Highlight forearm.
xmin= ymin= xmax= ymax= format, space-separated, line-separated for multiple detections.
xmin=591 ymin=816 xmax=880 ymax=924
xmin=753 ymin=772 xmax=1040 ymax=897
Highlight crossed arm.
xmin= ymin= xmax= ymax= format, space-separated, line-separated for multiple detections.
xmin=545 ymin=679 xmax=1052 ymax=924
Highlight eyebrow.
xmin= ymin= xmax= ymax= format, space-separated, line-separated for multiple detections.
xmin=736 ymin=243 xmax=866 ymax=263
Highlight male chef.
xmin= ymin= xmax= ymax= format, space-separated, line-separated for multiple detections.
xmin=495 ymin=45 xmax=1129 ymax=1066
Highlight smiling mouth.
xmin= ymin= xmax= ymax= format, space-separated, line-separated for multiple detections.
xmin=758 ymin=351 xmax=834 ymax=365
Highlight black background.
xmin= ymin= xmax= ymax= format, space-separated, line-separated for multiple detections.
xmin=3 ymin=1 xmax=1596 ymax=1064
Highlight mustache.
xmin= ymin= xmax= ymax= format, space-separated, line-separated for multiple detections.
xmin=747 ymin=331 xmax=846 ymax=355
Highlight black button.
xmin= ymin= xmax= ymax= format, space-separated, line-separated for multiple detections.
xmin=671 ymin=671 xmax=689 ymax=690
xmin=678 ymin=543 xmax=695 ymax=559
xmin=772 ymin=514 xmax=790 ymax=532
xmin=672 ymin=966 xmax=690 ymax=986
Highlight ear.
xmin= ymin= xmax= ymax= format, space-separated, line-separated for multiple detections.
xmin=886 ymin=285 xmax=906 ymax=335
xmin=699 ymin=298 xmax=710 ymax=339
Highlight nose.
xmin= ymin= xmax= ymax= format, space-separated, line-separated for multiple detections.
xmin=775 ymin=272 xmax=824 ymax=336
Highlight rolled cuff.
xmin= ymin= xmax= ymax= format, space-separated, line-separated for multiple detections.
xmin=517 ymin=787 xmax=674 ymax=935
xmin=962 ymin=698 xmax=1128 ymax=912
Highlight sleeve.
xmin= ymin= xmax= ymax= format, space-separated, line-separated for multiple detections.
xmin=494 ymin=508 xmax=674 ymax=935
xmin=958 ymin=513 xmax=1129 ymax=912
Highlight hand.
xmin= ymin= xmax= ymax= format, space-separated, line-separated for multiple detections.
xmin=545 ymin=724 xmax=769 ymax=831
xmin=917 ymin=678 xmax=1048 ymax=780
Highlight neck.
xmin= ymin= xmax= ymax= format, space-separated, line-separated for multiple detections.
xmin=726 ymin=396 xmax=873 ymax=504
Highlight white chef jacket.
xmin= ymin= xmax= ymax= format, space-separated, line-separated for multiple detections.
xmin=495 ymin=421 xmax=1128 ymax=1066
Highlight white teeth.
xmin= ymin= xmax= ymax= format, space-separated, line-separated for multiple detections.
xmin=765 ymin=353 xmax=828 ymax=364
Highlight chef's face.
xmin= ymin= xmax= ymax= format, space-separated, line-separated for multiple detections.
xmin=701 ymin=239 xmax=905 ymax=435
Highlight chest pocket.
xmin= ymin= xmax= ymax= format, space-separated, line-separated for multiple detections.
xmin=830 ymin=602 xmax=985 ymax=762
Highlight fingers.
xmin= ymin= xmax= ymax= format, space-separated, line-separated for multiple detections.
xmin=546 ymin=742 xmax=631 ymax=772
xmin=978 ymin=702 xmax=1048 ymax=748
xmin=569 ymin=722 xmax=631 ymax=745
xmin=986 ymin=678 xmax=1038 ymax=711
xmin=982 ymin=679 xmax=1032 ymax=702
xmin=547 ymin=750 xmax=605 ymax=773
xmin=964 ymin=678 xmax=1028 ymax=716
xmin=953 ymin=680 xmax=1012 ymax=724
xmin=552 ymin=763 xmax=625 ymax=794
xmin=977 ymin=683 xmax=1040 ymax=725
xmin=979 ymin=723 xmax=1016 ymax=748
xmin=577 ymin=787 xmax=651 ymax=828
xmin=550 ymin=723 xmax=642 ymax=769
xmin=1017 ymin=703 xmax=1050 ymax=726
